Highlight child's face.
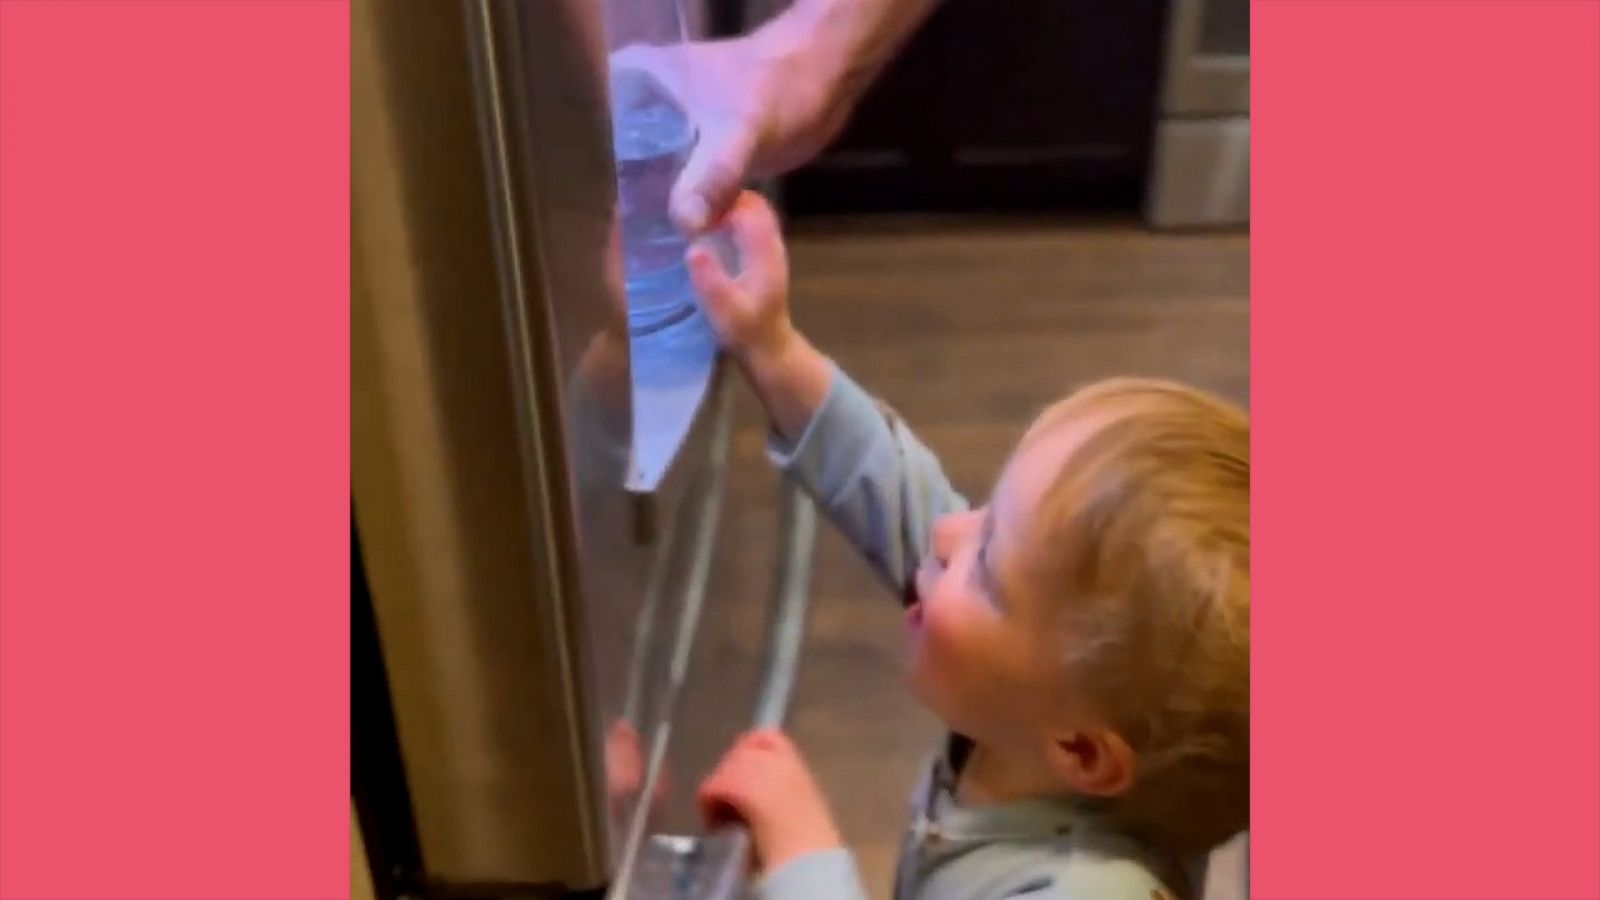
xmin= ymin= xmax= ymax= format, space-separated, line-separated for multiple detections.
xmin=905 ymin=417 xmax=1098 ymax=751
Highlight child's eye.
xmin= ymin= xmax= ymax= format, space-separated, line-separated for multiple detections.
xmin=968 ymin=543 xmax=990 ymax=587
xmin=973 ymin=544 xmax=1006 ymax=611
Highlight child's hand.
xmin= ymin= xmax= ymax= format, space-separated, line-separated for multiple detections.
xmin=697 ymin=729 xmax=843 ymax=874
xmin=687 ymin=190 xmax=829 ymax=442
xmin=686 ymin=191 xmax=796 ymax=368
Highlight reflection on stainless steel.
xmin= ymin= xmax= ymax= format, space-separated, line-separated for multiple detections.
xmin=353 ymin=0 xmax=811 ymax=895
xmin=610 ymin=376 xmax=734 ymax=897
xmin=601 ymin=0 xmax=727 ymax=495
xmin=611 ymin=65 xmax=700 ymax=337
xmin=628 ymin=312 xmax=723 ymax=492
xmin=664 ymin=378 xmax=734 ymax=692
xmin=616 ymin=479 xmax=820 ymax=900
xmin=689 ymin=489 xmax=819 ymax=900
xmin=621 ymin=520 xmax=681 ymax=727
xmin=754 ymin=486 xmax=819 ymax=729
xmin=621 ymin=827 xmax=750 ymax=900
xmin=466 ymin=0 xmax=605 ymax=871
xmin=626 ymin=832 xmax=745 ymax=900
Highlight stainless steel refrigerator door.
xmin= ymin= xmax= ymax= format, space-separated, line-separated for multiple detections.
xmin=352 ymin=0 xmax=624 ymax=889
xmin=472 ymin=0 xmax=818 ymax=893
xmin=353 ymin=0 xmax=815 ymax=895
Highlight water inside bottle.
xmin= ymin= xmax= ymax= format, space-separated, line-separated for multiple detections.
xmin=611 ymin=67 xmax=698 ymax=335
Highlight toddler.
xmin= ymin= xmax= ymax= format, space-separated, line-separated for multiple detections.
xmin=687 ymin=194 xmax=1249 ymax=900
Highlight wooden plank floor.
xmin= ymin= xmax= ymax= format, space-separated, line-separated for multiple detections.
xmin=716 ymin=216 xmax=1249 ymax=898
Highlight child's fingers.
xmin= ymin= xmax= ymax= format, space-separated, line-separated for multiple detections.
xmin=698 ymin=787 xmax=747 ymax=830
xmin=686 ymin=240 xmax=742 ymax=322
xmin=740 ymin=727 xmax=798 ymax=760
xmin=723 ymin=192 xmax=789 ymax=295
xmin=698 ymin=746 xmax=752 ymax=801
xmin=697 ymin=760 xmax=758 ymax=828
xmin=696 ymin=776 xmax=738 ymax=827
xmin=699 ymin=732 xmax=796 ymax=815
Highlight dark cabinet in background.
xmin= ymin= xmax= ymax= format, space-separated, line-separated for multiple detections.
xmin=776 ymin=0 xmax=1171 ymax=216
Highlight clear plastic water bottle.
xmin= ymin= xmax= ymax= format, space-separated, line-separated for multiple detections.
xmin=610 ymin=66 xmax=698 ymax=336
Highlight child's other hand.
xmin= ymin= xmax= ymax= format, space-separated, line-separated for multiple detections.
xmin=686 ymin=192 xmax=796 ymax=368
xmin=697 ymin=728 xmax=842 ymax=873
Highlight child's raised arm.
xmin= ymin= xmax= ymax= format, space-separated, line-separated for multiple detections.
xmin=688 ymin=192 xmax=966 ymax=600
xmin=687 ymin=192 xmax=830 ymax=442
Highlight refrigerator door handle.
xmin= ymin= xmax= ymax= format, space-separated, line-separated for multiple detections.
xmin=702 ymin=481 xmax=819 ymax=899
xmin=615 ymin=477 xmax=819 ymax=900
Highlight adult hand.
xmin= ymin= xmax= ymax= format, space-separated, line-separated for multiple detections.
xmin=611 ymin=25 xmax=853 ymax=233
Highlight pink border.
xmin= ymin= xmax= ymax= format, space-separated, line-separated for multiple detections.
xmin=1 ymin=2 xmax=350 ymax=898
xmin=1 ymin=0 xmax=1597 ymax=898
xmin=1254 ymin=1 xmax=1599 ymax=897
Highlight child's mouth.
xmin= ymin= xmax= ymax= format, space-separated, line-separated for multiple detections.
xmin=904 ymin=581 xmax=923 ymax=628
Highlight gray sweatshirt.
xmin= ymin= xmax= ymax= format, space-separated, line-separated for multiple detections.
xmin=757 ymin=363 xmax=1186 ymax=900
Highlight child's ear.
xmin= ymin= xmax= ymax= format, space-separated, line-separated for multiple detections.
xmin=1046 ymin=728 xmax=1136 ymax=797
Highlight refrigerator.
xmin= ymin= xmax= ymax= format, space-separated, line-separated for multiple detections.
xmin=351 ymin=1 xmax=812 ymax=897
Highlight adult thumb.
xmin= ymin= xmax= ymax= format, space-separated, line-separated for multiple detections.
xmin=672 ymin=127 xmax=756 ymax=234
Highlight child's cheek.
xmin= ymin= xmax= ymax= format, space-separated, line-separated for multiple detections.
xmin=921 ymin=603 xmax=966 ymax=679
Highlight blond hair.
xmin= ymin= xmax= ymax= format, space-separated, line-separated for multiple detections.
xmin=1024 ymin=378 xmax=1249 ymax=853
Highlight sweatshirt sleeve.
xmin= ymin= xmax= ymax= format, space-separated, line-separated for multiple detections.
xmin=768 ymin=361 xmax=969 ymax=602
xmin=756 ymin=848 xmax=872 ymax=900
